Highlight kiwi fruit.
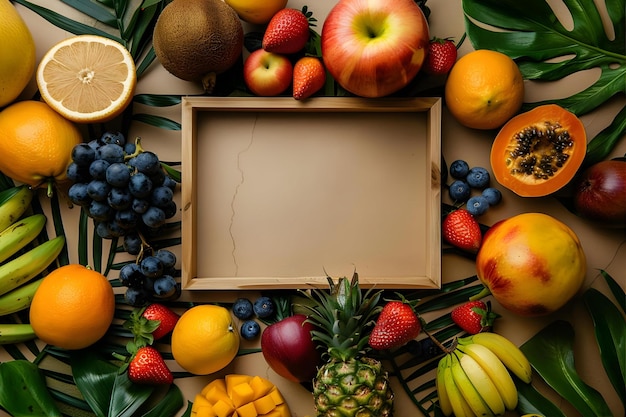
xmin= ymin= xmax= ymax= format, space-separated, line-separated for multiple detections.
xmin=153 ymin=0 xmax=244 ymax=92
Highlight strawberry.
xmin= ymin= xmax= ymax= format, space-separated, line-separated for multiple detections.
xmin=423 ymin=37 xmax=457 ymax=75
xmin=451 ymin=300 xmax=500 ymax=334
xmin=128 ymin=346 xmax=173 ymax=385
xmin=442 ymin=209 xmax=482 ymax=253
xmin=293 ymin=56 xmax=326 ymax=100
xmin=142 ymin=303 xmax=180 ymax=340
xmin=262 ymin=8 xmax=311 ymax=54
xmin=369 ymin=301 xmax=421 ymax=350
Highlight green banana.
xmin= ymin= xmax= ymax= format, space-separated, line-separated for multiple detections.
xmin=0 ymin=278 xmax=43 ymax=316
xmin=457 ymin=350 xmax=506 ymax=415
xmin=443 ymin=354 xmax=475 ymax=417
xmin=0 ymin=323 xmax=37 ymax=344
xmin=0 ymin=235 xmax=65 ymax=297
xmin=436 ymin=354 xmax=454 ymax=417
xmin=461 ymin=332 xmax=533 ymax=383
xmin=0 ymin=213 xmax=47 ymax=264
xmin=450 ymin=352 xmax=495 ymax=417
xmin=0 ymin=186 xmax=34 ymax=233
xmin=458 ymin=342 xmax=519 ymax=411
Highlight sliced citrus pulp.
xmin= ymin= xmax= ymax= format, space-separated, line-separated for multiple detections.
xmin=36 ymin=34 xmax=136 ymax=123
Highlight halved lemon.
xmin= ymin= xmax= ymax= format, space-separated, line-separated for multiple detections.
xmin=36 ymin=34 xmax=136 ymax=124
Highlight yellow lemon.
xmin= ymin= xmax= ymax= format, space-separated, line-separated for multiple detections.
xmin=29 ymin=264 xmax=116 ymax=350
xmin=36 ymin=34 xmax=136 ymax=124
xmin=171 ymin=304 xmax=240 ymax=375
xmin=224 ymin=0 xmax=288 ymax=25
xmin=445 ymin=49 xmax=525 ymax=130
xmin=0 ymin=0 xmax=36 ymax=107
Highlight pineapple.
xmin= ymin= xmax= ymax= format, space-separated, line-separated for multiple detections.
xmin=299 ymin=272 xmax=394 ymax=417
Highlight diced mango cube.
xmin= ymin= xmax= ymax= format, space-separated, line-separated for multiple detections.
xmin=212 ymin=399 xmax=236 ymax=417
xmin=262 ymin=403 xmax=291 ymax=417
xmin=202 ymin=379 xmax=227 ymax=397
xmin=226 ymin=374 xmax=252 ymax=395
xmin=194 ymin=394 xmax=212 ymax=408
xmin=231 ymin=381 xmax=256 ymax=408
xmin=236 ymin=402 xmax=258 ymax=417
xmin=249 ymin=376 xmax=273 ymax=399
xmin=196 ymin=405 xmax=217 ymax=417
xmin=253 ymin=394 xmax=276 ymax=415
xmin=268 ymin=388 xmax=284 ymax=406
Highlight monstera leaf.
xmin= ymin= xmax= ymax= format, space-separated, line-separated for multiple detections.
xmin=463 ymin=0 xmax=626 ymax=165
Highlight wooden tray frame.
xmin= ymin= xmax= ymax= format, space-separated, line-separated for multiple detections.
xmin=181 ymin=97 xmax=442 ymax=290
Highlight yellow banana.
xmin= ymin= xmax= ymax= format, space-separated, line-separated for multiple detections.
xmin=0 ymin=278 xmax=42 ymax=316
xmin=0 ymin=323 xmax=37 ymax=344
xmin=0 ymin=235 xmax=65 ymax=297
xmin=0 ymin=186 xmax=34 ymax=233
xmin=436 ymin=354 xmax=454 ymax=416
xmin=444 ymin=354 xmax=476 ymax=417
xmin=450 ymin=352 xmax=495 ymax=417
xmin=457 ymin=350 xmax=506 ymax=415
xmin=0 ymin=213 xmax=47 ymax=264
xmin=462 ymin=332 xmax=533 ymax=383
xmin=458 ymin=342 xmax=518 ymax=410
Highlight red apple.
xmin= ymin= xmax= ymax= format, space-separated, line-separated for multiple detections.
xmin=243 ymin=49 xmax=293 ymax=96
xmin=573 ymin=159 xmax=626 ymax=227
xmin=261 ymin=314 xmax=321 ymax=383
xmin=321 ymin=0 xmax=429 ymax=98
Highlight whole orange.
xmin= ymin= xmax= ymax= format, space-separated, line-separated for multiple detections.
xmin=0 ymin=100 xmax=82 ymax=192
xmin=29 ymin=264 xmax=116 ymax=350
xmin=171 ymin=304 xmax=240 ymax=375
xmin=444 ymin=49 xmax=525 ymax=130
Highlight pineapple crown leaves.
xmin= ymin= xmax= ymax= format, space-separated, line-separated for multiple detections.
xmin=298 ymin=271 xmax=383 ymax=361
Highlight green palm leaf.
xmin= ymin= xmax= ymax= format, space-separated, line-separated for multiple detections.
xmin=462 ymin=0 xmax=626 ymax=165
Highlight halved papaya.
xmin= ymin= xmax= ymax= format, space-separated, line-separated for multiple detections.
xmin=490 ymin=104 xmax=587 ymax=197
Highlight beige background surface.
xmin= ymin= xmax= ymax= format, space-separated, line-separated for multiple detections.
xmin=4 ymin=0 xmax=626 ymax=416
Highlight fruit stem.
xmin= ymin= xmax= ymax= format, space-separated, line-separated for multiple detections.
xmin=124 ymin=137 xmax=145 ymax=161
xmin=422 ymin=326 xmax=454 ymax=354
xmin=469 ymin=285 xmax=492 ymax=301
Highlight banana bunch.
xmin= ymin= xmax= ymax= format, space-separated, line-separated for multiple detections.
xmin=0 ymin=186 xmax=66 ymax=344
xmin=436 ymin=332 xmax=533 ymax=417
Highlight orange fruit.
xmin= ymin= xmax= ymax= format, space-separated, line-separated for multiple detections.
xmin=444 ymin=49 xmax=525 ymax=130
xmin=36 ymin=34 xmax=136 ymax=123
xmin=0 ymin=100 xmax=82 ymax=193
xmin=171 ymin=304 xmax=240 ymax=375
xmin=29 ymin=264 xmax=116 ymax=350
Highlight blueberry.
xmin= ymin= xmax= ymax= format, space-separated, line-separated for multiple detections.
xmin=150 ymin=186 xmax=174 ymax=208
xmin=162 ymin=200 xmax=177 ymax=219
xmin=132 ymin=198 xmax=150 ymax=214
xmin=96 ymin=143 xmax=125 ymax=164
xmin=115 ymin=209 xmax=139 ymax=229
xmin=66 ymin=162 xmax=90 ymax=183
xmin=232 ymin=298 xmax=254 ymax=320
xmin=448 ymin=180 xmax=471 ymax=203
xmin=88 ymin=200 xmax=112 ymax=221
xmin=466 ymin=195 xmax=490 ymax=217
xmin=87 ymin=179 xmax=111 ymax=202
xmin=482 ymin=187 xmax=502 ymax=206
xmin=107 ymin=187 xmax=133 ymax=210
xmin=466 ymin=167 xmax=490 ymax=189
xmin=240 ymin=320 xmax=261 ymax=340
xmin=163 ymin=175 xmax=177 ymax=191
xmin=449 ymin=160 xmax=470 ymax=179
xmin=100 ymin=131 xmax=126 ymax=146
xmin=253 ymin=296 xmax=275 ymax=318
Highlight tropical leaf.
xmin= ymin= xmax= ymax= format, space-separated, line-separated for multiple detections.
xmin=462 ymin=0 xmax=626 ymax=165
xmin=0 ymin=360 xmax=62 ymax=417
xmin=584 ymin=287 xmax=626 ymax=407
xmin=515 ymin=377 xmax=568 ymax=417
xmin=521 ymin=320 xmax=614 ymax=417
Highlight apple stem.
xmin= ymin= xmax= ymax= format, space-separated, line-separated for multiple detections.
xmin=469 ymin=285 xmax=492 ymax=302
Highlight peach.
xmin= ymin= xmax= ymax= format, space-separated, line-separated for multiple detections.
xmin=475 ymin=213 xmax=586 ymax=317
